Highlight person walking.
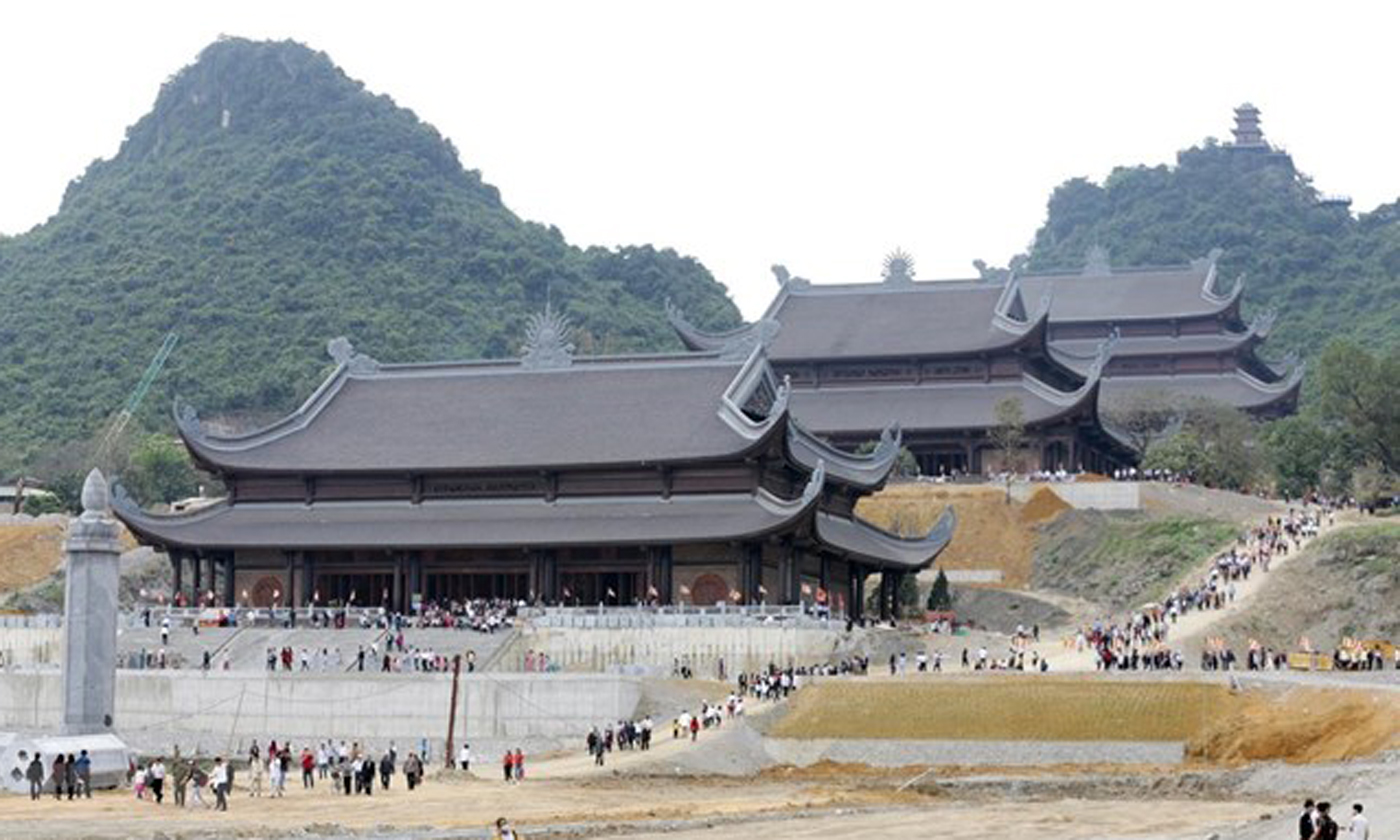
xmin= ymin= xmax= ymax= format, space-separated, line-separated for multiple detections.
xmin=74 ymin=750 xmax=92 ymax=799
xmin=1313 ymin=802 xmax=1339 ymax=840
xmin=210 ymin=757 xmax=229 ymax=811
xmin=51 ymin=754 xmax=67 ymax=800
xmin=501 ymin=750 xmax=512 ymax=783
xmin=511 ymin=749 xmax=524 ymax=782
xmin=458 ymin=742 xmax=471 ymax=772
xmin=378 ymin=751 xmax=394 ymax=791
xmin=404 ymin=752 xmax=423 ymax=791
xmin=172 ymin=758 xmax=189 ymax=807
xmin=63 ymin=754 xmax=78 ymax=801
xmin=149 ymin=756 xmax=166 ymax=804
xmin=25 ymin=753 xmax=44 ymax=800
xmin=1348 ymin=803 xmax=1369 ymax=840
xmin=302 ymin=747 xmax=316 ymax=789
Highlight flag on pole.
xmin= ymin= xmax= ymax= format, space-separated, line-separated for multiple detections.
xmin=816 ymin=587 xmax=827 ymax=603
xmin=758 ymin=584 xmax=767 ymax=595
xmin=648 ymin=585 xmax=659 ymax=598
xmin=800 ymin=582 xmax=812 ymax=596
xmin=729 ymin=589 xmax=742 ymax=602
xmin=679 ymin=584 xmax=691 ymax=595
xmin=607 ymin=587 xmax=616 ymax=598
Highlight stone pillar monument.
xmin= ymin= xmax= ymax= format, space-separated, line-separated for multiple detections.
xmin=61 ymin=469 xmax=122 ymax=734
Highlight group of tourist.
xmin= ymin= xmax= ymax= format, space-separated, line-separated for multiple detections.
xmin=23 ymin=750 xmax=93 ymax=800
xmin=1299 ymin=798 xmax=1371 ymax=840
xmin=586 ymin=716 xmax=654 ymax=765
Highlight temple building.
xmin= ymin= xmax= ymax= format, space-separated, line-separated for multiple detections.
xmin=113 ymin=310 xmax=953 ymax=617
xmin=1019 ymin=247 xmax=1304 ymax=418
xmin=668 ymin=249 xmax=1301 ymax=474
xmin=668 ymin=252 xmax=1135 ymax=476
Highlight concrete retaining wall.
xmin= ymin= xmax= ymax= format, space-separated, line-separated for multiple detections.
xmin=763 ymin=737 xmax=1182 ymax=766
xmin=0 ymin=670 xmax=639 ymax=753
xmin=0 ymin=628 xmax=61 ymax=665
xmin=1010 ymin=482 xmax=1140 ymax=510
xmin=505 ymin=624 xmax=852 ymax=675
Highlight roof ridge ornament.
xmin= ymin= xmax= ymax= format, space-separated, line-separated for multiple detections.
xmin=521 ymin=302 xmax=576 ymax=370
xmin=800 ymin=459 xmax=826 ymax=506
xmin=771 ymin=264 xmax=810 ymax=289
xmin=174 ymin=396 xmax=205 ymax=440
xmin=1082 ymin=245 xmax=1112 ymax=276
xmin=1249 ymin=307 xmax=1278 ymax=337
xmin=1088 ymin=327 xmax=1121 ymax=380
xmin=882 ymin=249 xmax=915 ymax=285
xmin=873 ymin=423 xmax=902 ymax=461
xmin=327 ymin=336 xmax=381 ymax=375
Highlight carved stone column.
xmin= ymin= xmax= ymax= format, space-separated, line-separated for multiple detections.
xmin=62 ymin=470 xmax=122 ymax=735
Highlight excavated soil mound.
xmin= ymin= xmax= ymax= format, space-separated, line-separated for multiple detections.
xmin=0 ymin=522 xmax=66 ymax=592
xmin=770 ymin=679 xmax=1229 ymax=742
xmin=1186 ymin=687 xmax=1400 ymax=765
xmin=857 ymin=485 xmax=1034 ymax=587
xmin=1019 ymin=486 xmax=1071 ymax=525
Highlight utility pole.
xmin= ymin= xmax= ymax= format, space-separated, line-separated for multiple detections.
xmin=444 ymin=654 xmax=462 ymax=769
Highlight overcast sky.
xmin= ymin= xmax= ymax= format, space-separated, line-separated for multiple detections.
xmin=2 ymin=1 xmax=1396 ymax=318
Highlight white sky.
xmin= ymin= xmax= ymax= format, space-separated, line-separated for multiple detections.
xmin=2 ymin=1 xmax=1396 ymax=319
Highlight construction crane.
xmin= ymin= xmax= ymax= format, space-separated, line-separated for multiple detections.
xmin=96 ymin=331 xmax=180 ymax=467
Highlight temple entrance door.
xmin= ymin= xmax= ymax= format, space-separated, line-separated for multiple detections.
xmin=558 ymin=571 xmax=639 ymax=606
xmin=917 ymin=450 xmax=968 ymax=478
xmin=424 ymin=572 xmax=529 ymax=603
xmin=314 ymin=572 xmax=396 ymax=608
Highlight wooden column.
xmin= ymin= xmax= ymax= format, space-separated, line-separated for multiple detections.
xmin=393 ymin=552 xmax=405 ymax=614
xmin=170 ymin=550 xmax=184 ymax=603
xmin=656 ymin=545 xmax=673 ymax=605
xmin=879 ymin=571 xmax=894 ymax=621
xmin=191 ymin=552 xmax=203 ymax=601
xmin=222 ymin=553 xmax=236 ymax=607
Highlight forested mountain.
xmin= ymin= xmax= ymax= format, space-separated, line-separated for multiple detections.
xmin=1018 ymin=137 xmax=1400 ymax=365
xmin=0 ymin=38 xmax=741 ymax=470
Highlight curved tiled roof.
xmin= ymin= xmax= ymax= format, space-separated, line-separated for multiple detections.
xmin=178 ymin=346 xmax=788 ymax=474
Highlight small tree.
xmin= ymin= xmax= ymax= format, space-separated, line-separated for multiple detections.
xmin=123 ymin=434 xmax=200 ymax=506
xmin=988 ymin=396 xmax=1027 ymax=501
xmin=1351 ymin=461 xmax=1394 ymax=511
xmin=897 ymin=573 xmax=921 ymax=618
xmin=926 ymin=568 xmax=953 ymax=611
xmin=1102 ymin=389 xmax=1180 ymax=460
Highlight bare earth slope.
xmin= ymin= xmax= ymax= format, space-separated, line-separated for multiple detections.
xmin=1198 ymin=522 xmax=1400 ymax=649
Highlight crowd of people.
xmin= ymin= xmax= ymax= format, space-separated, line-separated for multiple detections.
xmin=1062 ymin=504 xmax=1332 ymax=672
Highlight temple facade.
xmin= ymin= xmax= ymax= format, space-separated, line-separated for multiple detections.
xmin=669 ymin=253 xmax=1135 ymax=476
xmin=1020 ymin=248 xmax=1304 ymax=419
xmin=669 ymin=249 xmax=1301 ymax=475
xmin=114 ymin=312 xmax=953 ymax=618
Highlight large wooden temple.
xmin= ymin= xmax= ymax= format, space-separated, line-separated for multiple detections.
xmin=668 ymin=249 xmax=1301 ymax=474
xmin=114 ymin=312 xmax=953 ymax=616
xmin=1020 ymin=248 xmax=1303 ymax=418
xmin=669 ymin=253 xmax=1136 ymax=476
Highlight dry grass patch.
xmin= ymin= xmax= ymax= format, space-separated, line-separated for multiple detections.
xmin=0 ymin=523 xmax=66 ymax=592
xmin=770 ymin=679 xmax=1230 ymax=742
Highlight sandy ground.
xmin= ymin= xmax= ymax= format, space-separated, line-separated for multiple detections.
xmin=0 ymin=768 xmax=1286 ymax=840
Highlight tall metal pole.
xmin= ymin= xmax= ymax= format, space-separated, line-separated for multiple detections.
xmin=444 ymin=653 xmax=462 ymax=769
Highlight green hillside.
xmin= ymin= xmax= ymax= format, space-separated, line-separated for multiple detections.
xmin=0 ymin=38 xmax=740 ymax=471
xmin=1018 ymin=137 xmax=1400 ymax=365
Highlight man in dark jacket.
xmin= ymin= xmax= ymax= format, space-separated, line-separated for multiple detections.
xmin=25 ymin=753 xmax=44 ymax=800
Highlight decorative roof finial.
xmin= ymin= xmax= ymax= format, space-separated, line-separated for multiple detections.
xmin=326 ymin=337 xmax=381 ymax=375
xmin=1083 ymin=245 xmax=1111 ymax=276
xmin=80 ymin=468 xmax=111 ymax=519
xmin=521 ymin=302 xmax=576 ymax=369
xmin=882 ymin=249 xmax=915 ymax=285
